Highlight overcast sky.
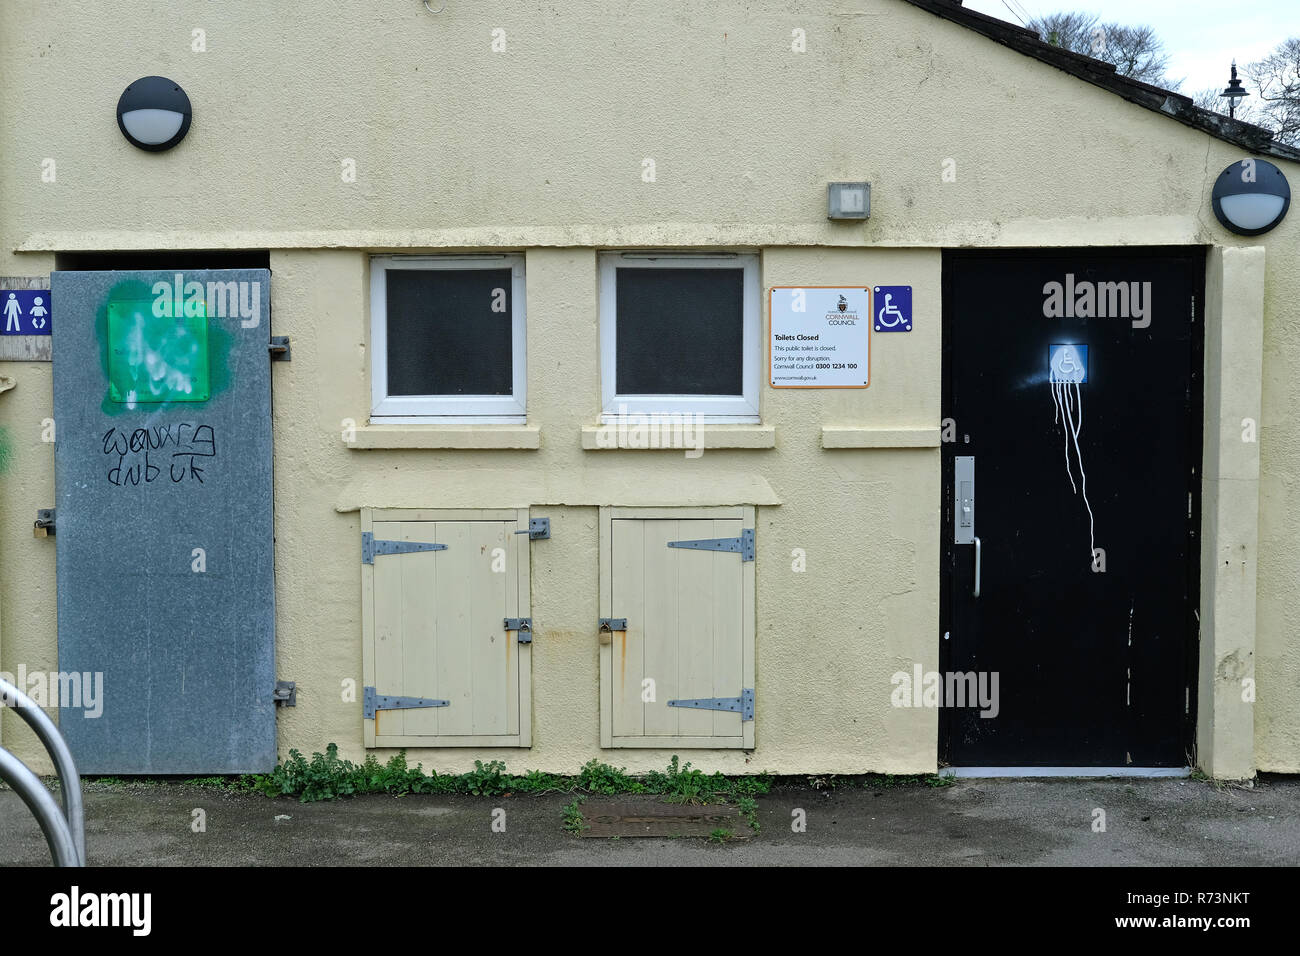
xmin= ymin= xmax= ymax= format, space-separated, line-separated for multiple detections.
xmin=962 ymin=0 xmax=1297 ymax=96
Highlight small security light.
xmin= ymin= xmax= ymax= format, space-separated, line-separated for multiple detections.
xmin=827 ymin=182 xmax=870 ymax=220
xmin=117 ymin=76 xmax=192 ymax=152
xmin=1212 ymin=159 xmax=1291 ymax=236
xmin=1218 ymin=62 xmax=1249 ymax=120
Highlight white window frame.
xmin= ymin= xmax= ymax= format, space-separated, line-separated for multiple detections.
xmin=370 ymin=254 xmax=526 ymax=422
xmin=598 ymin=252 xmax=761 ymax=423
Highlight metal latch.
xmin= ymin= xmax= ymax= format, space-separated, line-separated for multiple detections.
xmin=269 ymin=336 xmax=291 ymax=361
xmin=954 ymin=456 xmax=975 ymax=545
xmin=668 ymin=688 xmax=754 ymax=721
xmin=33 ymin=508 xmax=55 ymax=538
xmin=598 ymin=618 xmax=627 ymax=645
xmin=504 ymin=618 xmax=533 ymax=643
xmin=273 ymin=680 xmax=297 ymax=707
xmin=362 ymin=531 xmax=447 ymax=564
xmin=514 ymin=518 xmax=550 ymax=540
xmin=667 ymin=528 xmax=755 ymax=562
xmin=363 ymin=686 xmax=450 ymax=720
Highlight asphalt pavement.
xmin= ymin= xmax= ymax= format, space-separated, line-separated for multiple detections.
xmin=2 ymin=775 xmax=1296 ymax=866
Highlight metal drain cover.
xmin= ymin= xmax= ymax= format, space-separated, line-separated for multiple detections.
xmin=577 ymin=799 xmax=753 ymax=839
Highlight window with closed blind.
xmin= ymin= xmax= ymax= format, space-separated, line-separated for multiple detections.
xmin=370 ymin=255 xmax=526 ymax=421
xmin=598 ymin=252 xmax=760 ymax=421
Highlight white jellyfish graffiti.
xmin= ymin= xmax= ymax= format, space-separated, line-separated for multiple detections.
xmin=1049 ymin=344 xmax=1096 ymax=565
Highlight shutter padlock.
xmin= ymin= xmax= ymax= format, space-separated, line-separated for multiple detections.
xmin=504 ymin=618 xmax=533 ymax=644
xmin=598 ymin=618 xmax=627 ymax=645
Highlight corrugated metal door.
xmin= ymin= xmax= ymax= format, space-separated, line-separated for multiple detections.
xmin=51 ymin=269 xmax=276 ymax=773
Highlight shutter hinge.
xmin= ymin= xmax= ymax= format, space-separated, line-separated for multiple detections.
xmin=668 ymin=688 xmax=754 ymax=721
xmin=362 ymin=531 xmax=447 ymax=564
xmin=363 ymin=686 xmax=450 ymax=720
xmin=269 ymin=336 xmax=290 ymax=361
xmin=273 ymin=680 xmax=297 ymax=707
xmin=667 ymin=528 xmax=755 ymax=561
xmin=504 ymin=618 xmax=533 ymax=643
xmin=514 ymin=517 xmax=550 ymax=540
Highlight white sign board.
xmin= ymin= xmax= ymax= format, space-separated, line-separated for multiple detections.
xmin=769 ymin=287 xmax=870 ymax=388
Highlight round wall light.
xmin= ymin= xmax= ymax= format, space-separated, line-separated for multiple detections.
xmin=116 ymin=76 xmax=192 ymax=152
xmin=1211 ymin=159 xmax=1290 ymax=236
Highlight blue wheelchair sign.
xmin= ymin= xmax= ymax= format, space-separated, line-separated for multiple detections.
xmin=873 ymin=286 xmax=911 ymax=332
xmin=1049 ymin=344 xmax=1088 ymax=383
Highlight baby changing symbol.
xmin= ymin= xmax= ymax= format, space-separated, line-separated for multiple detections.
xmin=872 ymin=286 xmax=912 ymax=332
xmin=0 ymin=289 xmax=52 ymax=335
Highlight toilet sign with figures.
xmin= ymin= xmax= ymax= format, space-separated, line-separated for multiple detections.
xmin=1 ymin=289 xmax=52 ymax=335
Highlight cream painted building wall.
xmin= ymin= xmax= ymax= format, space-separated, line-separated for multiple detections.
xmin=0 ymin=0 xmax=1295 ymax=776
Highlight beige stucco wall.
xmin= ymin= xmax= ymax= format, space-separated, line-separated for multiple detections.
xmin=265 ymin=245 xmax=940 ymax=775
xmin=1199 ymin=247 xmax=1265 ymax=780
xmin=1255 ymin=236 xmax=1300 ymax=773
xmin=1 ymin=0 xmax=1297 ymax=775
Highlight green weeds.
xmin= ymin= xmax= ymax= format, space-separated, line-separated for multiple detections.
xmin=246 ymin=745 xmax=775 ymax=805
xmin=562 ymin=798 xmax=588 ymax=834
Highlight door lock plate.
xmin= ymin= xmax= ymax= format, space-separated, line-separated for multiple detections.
xmin=954 ymin=456 xmax=975 ymax=544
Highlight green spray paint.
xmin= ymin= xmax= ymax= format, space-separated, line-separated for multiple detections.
xmin=0 ymin=426 xmax=13 ymax=476
xmin=96 ymin=280 xmax=230 ymax=415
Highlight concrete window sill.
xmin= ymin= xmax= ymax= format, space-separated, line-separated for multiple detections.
xmin=820 ymin=426 xmax=941 ymax=449
xmin=345 ymin=425 xmax=541 ymax=450
xmin=581 ymin=424 xmax=776 ymax=450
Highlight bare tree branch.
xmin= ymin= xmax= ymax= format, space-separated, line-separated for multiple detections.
xmin=1027 ymin=12 xmax=1178 ymax=88
xmin=1245 ymin=38 xmax=1300 ymax=146
xmin=1027 ymin=12 xmax=1100 ymax=53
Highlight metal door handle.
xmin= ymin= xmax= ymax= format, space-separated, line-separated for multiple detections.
xmin=973 ymin=536 xmax=981 ymax=598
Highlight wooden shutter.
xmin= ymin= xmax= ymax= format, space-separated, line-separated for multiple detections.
xmin=600 ymin=506 xmax=755 ymax=749
xmin=362 ymin=508 xmax=531 ymax=748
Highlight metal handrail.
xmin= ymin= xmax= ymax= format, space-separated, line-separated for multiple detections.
xmin=0 ymin=746 xmax=79 ymax=866
xmin=0 ymin=676 xmax=85 ymax=865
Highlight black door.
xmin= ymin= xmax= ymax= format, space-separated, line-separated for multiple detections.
xmin=941 ymin=249 xmax=1203 ymax=767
